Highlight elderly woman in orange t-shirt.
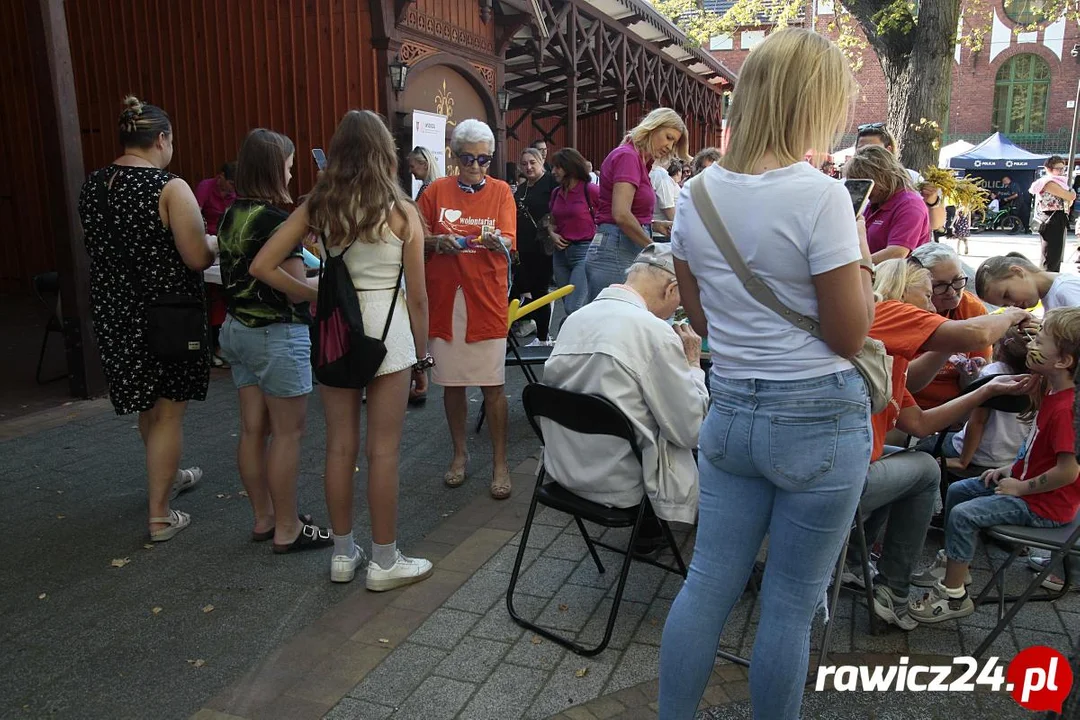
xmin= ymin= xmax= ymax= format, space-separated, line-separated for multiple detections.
xmin=907 ymin=243 xmax=991 ymax=409
xmin=417 ymin=119 xmax=517 ymax=500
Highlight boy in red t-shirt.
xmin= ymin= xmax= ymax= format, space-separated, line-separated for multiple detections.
xmin=911 ymin=307 xmax=1080 ymax=623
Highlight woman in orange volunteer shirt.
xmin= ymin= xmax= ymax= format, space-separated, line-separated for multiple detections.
xmin=417 ymin=119 xmax=517 ymax=500
xmin=909 ymin=243 xmax=991 ymax=409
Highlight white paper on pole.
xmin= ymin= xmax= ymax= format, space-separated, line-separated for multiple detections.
xmin=411 ymin=110 xmax=448 ymax=199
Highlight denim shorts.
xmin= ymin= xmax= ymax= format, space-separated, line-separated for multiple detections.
xmin=219 ymin=315 xmax=312 ymax=398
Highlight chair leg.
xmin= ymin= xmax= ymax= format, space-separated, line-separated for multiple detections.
xmin=973 ymin=556 xmax=1064 ymax=658
xmin=659 ymin=520 xmax=687 ymax=578
xmin=35 ymin=326 xmax=51 ymax=384
xmin=475 ymin=400 xmax=486 ymax=433
xmin=574 ymin=516 xmax=605 ymax=574
xmin=819 ymin=526 xmax=852 ymax=672
xmin=852 ymin=510 xmax=878 ymax=636
xmin=506 ymin=480 xmax=546 ymax=625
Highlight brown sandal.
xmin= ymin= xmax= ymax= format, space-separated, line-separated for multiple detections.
xmin=490 ymin=470 xmax=511 ymax=500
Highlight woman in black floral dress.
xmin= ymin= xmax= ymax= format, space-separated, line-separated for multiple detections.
xmin=78 ymin=96 xmax=216 ymax=542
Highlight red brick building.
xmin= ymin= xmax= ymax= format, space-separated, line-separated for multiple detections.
xmin=707 ymin=0 xmax=1080 ymax=154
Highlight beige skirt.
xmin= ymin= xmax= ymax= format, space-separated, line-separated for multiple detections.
xmin=431 ymin=288 xmax=506 ymax=387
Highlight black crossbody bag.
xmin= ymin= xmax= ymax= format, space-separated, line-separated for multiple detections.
xmin=99 ymin=169 xmax=206 ymax=361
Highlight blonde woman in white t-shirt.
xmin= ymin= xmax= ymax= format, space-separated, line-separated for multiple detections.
xmin=659 ymin=28 xmax=876 ymax=719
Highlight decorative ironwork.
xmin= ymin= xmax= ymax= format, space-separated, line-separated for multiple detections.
xmin=403 ymin=9 xmax=494 ymax=53
xmin=471 ymin=62 xmax=496 ymax=91
xmin=434 ymin=79 xmax=457 ymax=127
xmin=399 ymin=40 xmax=439 ymax=65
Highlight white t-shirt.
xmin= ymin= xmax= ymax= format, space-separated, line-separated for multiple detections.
xmin=952 ymin=361 xmax=1032 ymax=467
xmin=1043 ymin=274 xmax=1080 ymax=310
xmin=650 ymin=166 xmax=678 ymax=223
xmin=671 ymin=161 xmax=862 ymax=380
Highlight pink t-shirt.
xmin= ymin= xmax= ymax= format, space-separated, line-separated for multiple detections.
xmin=549 ymin=181 xmax=599 ymax=242
xmin=195 ymin=178 xmax=236 ymax=235
xmin=864 ymin=188 xmax=930 ymax=255
xmin=596 ymin=142 xmax=655 ymax=226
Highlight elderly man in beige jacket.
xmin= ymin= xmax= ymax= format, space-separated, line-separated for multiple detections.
xmin=541 ymin=243 xmax=708 ymax=529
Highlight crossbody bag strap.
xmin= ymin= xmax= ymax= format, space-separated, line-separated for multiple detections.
xmin=687 ymin=174 xmax=823 ymax=340
xmin=379 ymin=264 xmax=405 ymax=342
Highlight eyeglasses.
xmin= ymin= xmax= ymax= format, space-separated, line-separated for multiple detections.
xmin=1051 ymin=165 xmax=1067 ymax=172
xmin=858 ymin=122 xmax=886 ymax=133
xmin=457 ymin=153 xmax=492 ymax=168
xmin=932 ymin=277 xmax=967 ymax=295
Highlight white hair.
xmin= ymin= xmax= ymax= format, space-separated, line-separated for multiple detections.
xmin=450 ymin=119 xmax=495 ymax=154
xmin=911 ymin=242 xmax=961 ymax=269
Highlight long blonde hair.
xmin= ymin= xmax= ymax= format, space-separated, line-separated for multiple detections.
xmin=846 ymin=144 xmax=913 ymax=199
xmin=307 ymin=110 xmax=412 ymax=248
xmin=627 ymin=108 xmax=690 ymax=162
xmin=874 ymin=258 xmax=930 ymax=301
xmin=721 ymin=28 xmax=856 ymax=174
xmin=408 ymin=146 xmax=441 ymax=184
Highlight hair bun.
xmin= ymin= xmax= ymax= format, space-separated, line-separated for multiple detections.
xmin=122 ymin=95 xmax=143 ymax=114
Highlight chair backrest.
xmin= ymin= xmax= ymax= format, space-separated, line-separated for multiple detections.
xmin=522 ymin=383 xmax=643 ymax=466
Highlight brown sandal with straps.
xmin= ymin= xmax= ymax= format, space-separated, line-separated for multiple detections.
xmin=490 ymin=469 xmax=511 ymax=500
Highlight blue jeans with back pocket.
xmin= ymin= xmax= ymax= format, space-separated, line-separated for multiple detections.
xmin=584 ymin=223 xmax=648 ymax=304
xmin=659 ymin=369 xmax=872 ymax=719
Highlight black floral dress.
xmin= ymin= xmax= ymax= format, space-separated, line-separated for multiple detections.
xmin=78 ymin=165 xmax=209 ymax=415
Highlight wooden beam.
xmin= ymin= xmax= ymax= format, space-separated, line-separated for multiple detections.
xmin=25 ymin=0 xmax=104 ymax=398
xmin=567 ymin=3 xmax=578 ymax=148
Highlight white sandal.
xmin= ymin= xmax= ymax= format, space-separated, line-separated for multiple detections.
xmin=149 ymin=509 xmax=191 ymax=542
xmin=170 ymin=467 xmax=202 ymax=499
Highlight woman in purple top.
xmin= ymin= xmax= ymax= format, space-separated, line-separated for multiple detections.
xmin=584 ymin=108 xmax=689 ymax=303
xmin=845 ymin=145 xmax=930 ymax=264
xmin=548 ymin=148 xmax=600 ymax=316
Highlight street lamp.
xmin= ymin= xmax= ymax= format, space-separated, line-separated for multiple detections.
xmin=389 ymin=56 xmax=409 ymax=93
xmin=497 ymin=87 xmax=510 ymax=112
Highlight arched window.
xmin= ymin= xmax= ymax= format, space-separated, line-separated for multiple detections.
xmin=1003 ymin=0 xmax=1046 ymax=25
xmin=992 ymin=54 xmax=1050 ymax=135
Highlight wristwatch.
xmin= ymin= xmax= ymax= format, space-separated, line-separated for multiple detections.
xmin=859 ymin=259 xmax=876 ymax=281
xmin=413 ymin=354 xmax=435 ymax=371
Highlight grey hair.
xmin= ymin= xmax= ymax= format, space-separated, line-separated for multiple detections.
xmin=911 ymin=242 xmax=961 ymax=269
xmin=450 ymin=119 xmax=495 ymax=155
xmin=520 ymin=147 xmax=543 ymax=164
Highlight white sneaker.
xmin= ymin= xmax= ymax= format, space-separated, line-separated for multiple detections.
xmin=366 ymin=551 xmax=434 ymax=592
xmin=513 ymin=319 xmax=536 ymax=338
xmin=330 ymin=547 xmax=367 ymax=583
xmin=911 ymin=549 xmax=972 ymax=588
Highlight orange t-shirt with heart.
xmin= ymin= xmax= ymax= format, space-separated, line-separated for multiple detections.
xmin=418 ymin=177 xmax=517 ymax=343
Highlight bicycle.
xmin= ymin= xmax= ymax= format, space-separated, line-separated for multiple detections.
xmin=969 ymin=206 xmax=1024 ymax=234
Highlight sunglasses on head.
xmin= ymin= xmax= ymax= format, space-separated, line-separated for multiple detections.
xmin=457 ymin=153 xmax=492 ymax=168
xmin=858 ymin=122 xmax=886 ymax=132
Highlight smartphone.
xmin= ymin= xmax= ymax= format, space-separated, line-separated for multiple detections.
xmin=312 ymin=148 xmax=327 ymax=171
xmin=844 ymin=178 xmax=875 ymax=217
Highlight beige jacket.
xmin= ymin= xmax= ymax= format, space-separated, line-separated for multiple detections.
xmin=540 ymin=286 xmax=708 ymax=523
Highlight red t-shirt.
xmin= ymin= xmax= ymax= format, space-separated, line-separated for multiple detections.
xmin=1013 ymin=389 xmax=1080 ymax=523
xmin=418 ymin=177 xmax=517 ymax=343
xmin=868 ymin=300 xmax=949 ymax=461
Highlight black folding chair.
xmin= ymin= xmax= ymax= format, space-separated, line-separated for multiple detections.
xmin=969 ymin=518 xmax=1080 ymax=658
xmin=32 ymin=272 xmax=67 ymax=384
xmin=507 ymin=383 xmax=687 ymax=657
xmin=475 ymin=332 xmax=551 ymax=432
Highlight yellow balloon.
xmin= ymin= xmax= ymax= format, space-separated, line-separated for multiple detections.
xmin=506 ymin=299 xmax=521 ymax=330
xmin=511 ymin=285 xmax=574 ymax=325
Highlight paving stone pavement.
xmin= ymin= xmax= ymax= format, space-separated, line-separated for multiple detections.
xmin=316 ymin=473 xmax=1080 ymax=720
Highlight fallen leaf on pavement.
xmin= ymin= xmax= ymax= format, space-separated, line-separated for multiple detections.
xmin=152 ymin=607 xmax=162 ymax=615
xmin=110 ymin=558 xmax=131 ymax=568
xmin=143 ymin=544 xmax=154 ymax=550
xmin=38 ymin=593 xmax=46 ymax=600
xmin=378 ymin=638 xmax=390 ymax=644
xmin=187 ymin=659 xmax=206 ymax=668
xmin=56 ymin=515 xmax=65 ymax=520
xmin=650 ymin=618 xmax=658 ymax=626
xmin=558 ymin=604 xmax=569 ymax=612
xmin=575 ymin=667 xmax=589 ymax=678
xmin=237 ymin=490 xmax=248 ymax=497
xmin=531 ymin=635 xmax=543 ymax=645
xmin=202 ymin=604 xmax=215 ymax=613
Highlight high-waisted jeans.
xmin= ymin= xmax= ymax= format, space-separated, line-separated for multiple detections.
xmin=659 ymin=369 xmax=872 ymax=720
xmin=552 ymin=240 xmax=590 ymax=317
xmin=584 ymin=222 xmax=648 ymax=304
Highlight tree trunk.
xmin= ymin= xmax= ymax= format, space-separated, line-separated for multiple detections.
xmin=850 ymin=0 xmax=961 ymax=174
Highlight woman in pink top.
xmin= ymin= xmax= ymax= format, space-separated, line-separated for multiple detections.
xmin=548 ymin=148 xmax=600 ymax=315
xmin=846 ymin=145 xmax=930 ymax=264
xmin=584 ymin=108 xmax=689 ymax=303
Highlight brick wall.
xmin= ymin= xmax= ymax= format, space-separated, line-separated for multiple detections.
xmin=709 ymin=2 xmax=1080 ymax=153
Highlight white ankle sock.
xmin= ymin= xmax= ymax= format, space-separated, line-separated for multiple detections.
xmin=373 ymin=541 xmax=397 ymax=570
xmin=945 ymin=584 xmax=966 ymax=598
xmin=333 ymin=533 xmax=356 ymax=558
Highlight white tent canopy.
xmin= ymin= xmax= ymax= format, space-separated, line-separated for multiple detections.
xmin=938 ymin=140 xmax=975 ymax=168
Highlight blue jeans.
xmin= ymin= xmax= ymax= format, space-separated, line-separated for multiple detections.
xmin=584 ymin=223 xmax=648 ymax=304
xmin=944 ymin=477 xmax=1061 ymax=562
xmin=552 ymin=241 xmax=590 ymax=317
xmin=219 ymin=315 xmax=312 ymax=398
xmin=659 ymin=369 xmax=872 ymax=720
